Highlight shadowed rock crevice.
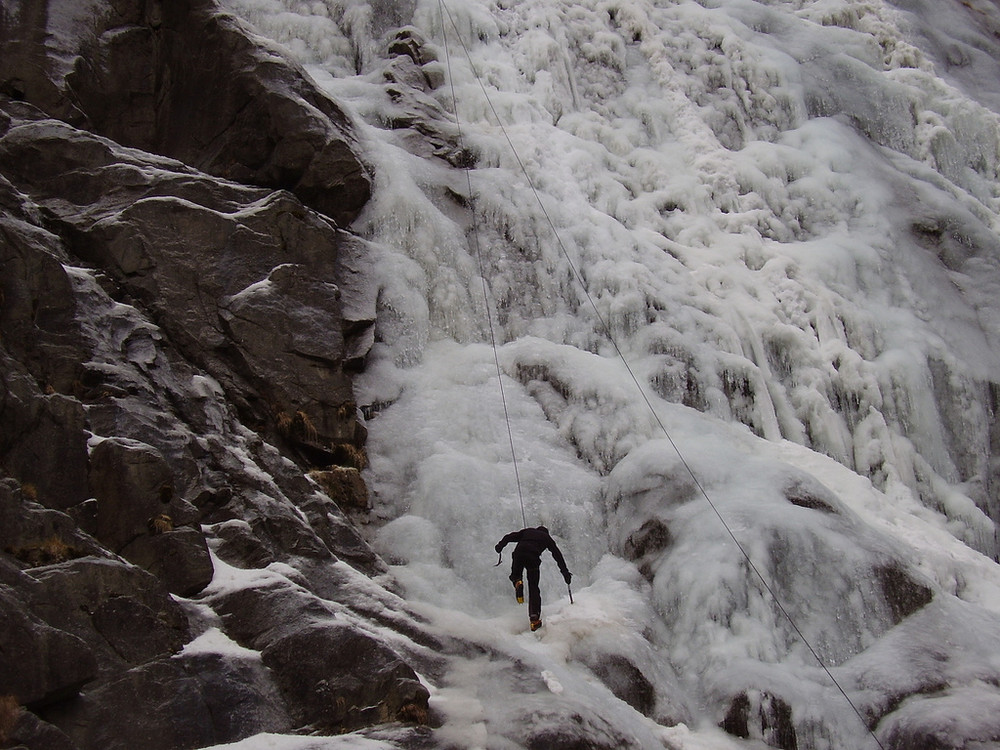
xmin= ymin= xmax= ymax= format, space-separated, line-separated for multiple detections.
xmin=720 ymin=690 xmax=798 ymax=750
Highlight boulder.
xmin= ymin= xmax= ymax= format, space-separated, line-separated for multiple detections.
xmin=120 ymin=526 xmax=214 ymax=597
xmin=0 ymin=353 xmax=90 ymax=512
xmin=4 ymin=705 xmax=78 ymax=750
xmin=89 ymin=594 xmax=183 ymax=665
xmin=208 ymin=579 xmax=339 ymax=649
xmin=720 ymin=690 xmax=798 ymax=750
xmin=622 ymin=516 xmax=671 ymax=580
xmin=876 ymin=686 xmax=1000 ymax=750
xmin=41 ymin=658 xmax=215 ymax=750
xmin=87 ymin=438 xmax=175 ymax=554
xmin=43 ymin=654 xmax=292 ymax=750
xmin=180 ymin=650 xmax=293 ymax=742
xmin=261 ymin=621 xmax=430 ymax=732
xmin=210 ymin=519 xmax=277 ymax=570
xmin=245 ymin=494 xmax=335 ymax=562
xmin=387 ymin=27 xmax=439 ymax=69
xmin=0 ymin=583 xmax=97 ymax=708
xmin=209 ymin=579 xmax=428 ymax=732
xmin=523 ymin=708 xmax=642 ymax=750
xmin=586 ymin=654 xmax=656 ymax=718
xmin=219 ymin=263 xmax=354 ymax=454
xmin=296 ymin=491 xmax=380 ymax=573
xmin=877 ymin=563 xmax=934 ymax=624
xmin=26 ymin=557 xmax=189 ymax=676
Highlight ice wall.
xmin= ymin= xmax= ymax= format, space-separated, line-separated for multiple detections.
xmin=220 ymin=0 xmax=1000 ymax=748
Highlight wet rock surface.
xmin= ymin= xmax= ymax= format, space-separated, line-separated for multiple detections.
xmin=0 ymin=1 xmax=431 ymax=747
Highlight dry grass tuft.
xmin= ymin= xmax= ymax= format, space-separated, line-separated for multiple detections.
xmin=277 ymin=409 xmax=319 ymax=443
xmin=8 ymin=536 xmax=80 ymax=567
xmin=332 ymin=443 xmax=368 ymax=470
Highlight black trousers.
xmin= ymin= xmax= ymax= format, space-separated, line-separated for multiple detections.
xmin=510 ymin=552 xmax=542 ymax=619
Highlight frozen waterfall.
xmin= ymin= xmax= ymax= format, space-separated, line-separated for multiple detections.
xmin=217 ymin=1 xmax=1000 ymax=748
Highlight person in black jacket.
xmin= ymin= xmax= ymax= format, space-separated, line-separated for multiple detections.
xmin=495 ymin=526 xmax=571 ymax=631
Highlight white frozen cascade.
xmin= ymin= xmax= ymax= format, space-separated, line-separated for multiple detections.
xmin=217 ymin=1 xmax=1000 ymax=748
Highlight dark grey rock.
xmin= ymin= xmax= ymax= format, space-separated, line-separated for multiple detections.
xmin=88 ymin=438 xmax=175 ymax=554
xmin=90 ymin=595 xmax=184 ymax=665
xmin=180 ymin=650 xmax=293 ymax=741
xmin=523 ymin=707 xmax=643 ymax=750
xmin=877 ymin=563 xmax=934 ymax=623
xmin=0 ymin=479 xmax=103 ymax=567
xmin=43 ymin=658 xmax=214 ymax=750
xmin=720 ymin=690 xmax=798 ymax=750
xmin=588 ymin=654 xmax=656 ymax=717
xmin=261 ymin=620 xmax=430 ymax=732
xmin=5 ymin=706 xmax=79 ymax=750
xmin=219 ymin=262 xmax=354 ymax=451
xmin=0 ymin=352 xmax=90 ymax=512
xmin=26 ymin=557 xmax=189 ymax=676
xmin=0 ymin=0 xmax=371 ymax=225
xmin=0 ymin=106 xmax=373 ymax=466
xmin=43 ymin=650 xmax=294 ymax=750
xmin=120 ymin=526 xmax=213 ymax=597
xmin=876 ymin=687 xmax=1000 ymax=750
xmin=208 ymin=579 xmax=339 ymax=650
xmin=208 ymin=577 xmax=429 ymax=732
xmin=334 ymin=234 xmax=379 ymax=369
xmin=0 ymin=585 xmax=97 ymax=708
xmin=0 ymin=1 xmax=432 ymax=747
xmin=210 ymin=519 xmax=278 ymax=570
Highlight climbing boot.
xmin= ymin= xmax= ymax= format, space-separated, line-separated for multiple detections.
xmin=529 ymin=618 xmax=542 ymax=632
xmin=514 ymin=580 xmax=524 ymax=603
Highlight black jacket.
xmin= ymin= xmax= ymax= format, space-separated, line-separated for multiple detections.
xmin=496 ymin=526 xmax=570 ymax=577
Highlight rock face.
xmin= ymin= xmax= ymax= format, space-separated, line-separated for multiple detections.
xmin=0 ymin=1 xmax=432 ymax=748
xmin=0 ymin=0 xmax=370 ymax=226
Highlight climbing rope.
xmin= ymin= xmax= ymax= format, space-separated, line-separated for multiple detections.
xmin=435 ymin=3 xmax=886 ymax=747
xmin=439 ymin=0 xmax=527 ymax=529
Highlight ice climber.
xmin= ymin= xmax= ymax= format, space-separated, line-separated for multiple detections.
xmin=495 ymin=526 xmax=572 ymax=631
